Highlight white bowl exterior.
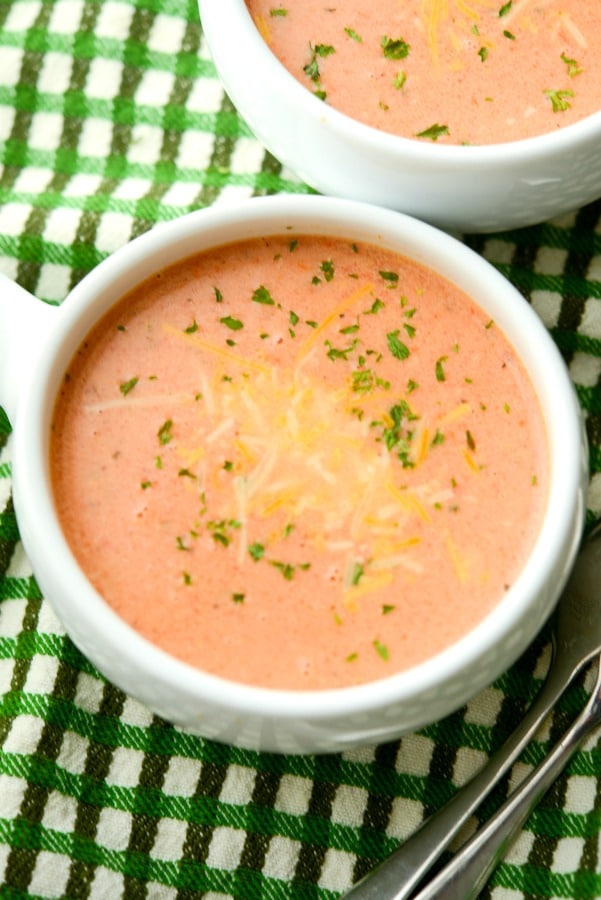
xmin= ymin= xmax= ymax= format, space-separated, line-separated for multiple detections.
xmin=11 ymin=196 xmax=588 ymax=753
xmin=199 ymin=0 xmax=601 ymax=233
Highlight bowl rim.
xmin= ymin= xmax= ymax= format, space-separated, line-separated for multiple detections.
xmin=14 ymin=194 xmax=586 ymax=722
xmin=199 ymin=0 xmax=601 ymax=164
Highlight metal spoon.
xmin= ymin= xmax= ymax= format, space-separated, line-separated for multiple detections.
xmin=343 ymin=520 xmax=601 ymax=900
xmin=412 ymin=654 xmax=601 ymax=899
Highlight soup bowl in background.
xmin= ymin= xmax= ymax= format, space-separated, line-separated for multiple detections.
xmin=198 ymin=0 xmax=601 ymax=234
xmin=0 ymin=195 xmax=589 ymax=754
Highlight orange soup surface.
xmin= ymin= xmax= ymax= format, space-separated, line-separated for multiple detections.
xmin=246 ymin=0 xmax=601 ymax=144
xmin=51 ymin=236 xmax=548 ymax=689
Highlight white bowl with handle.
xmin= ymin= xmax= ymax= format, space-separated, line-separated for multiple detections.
xmin=0 ymin=195 xmax=588 ymax=753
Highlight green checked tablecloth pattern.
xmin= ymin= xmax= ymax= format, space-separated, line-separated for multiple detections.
xmin=2 ymin=1 xmax=601 ymax=897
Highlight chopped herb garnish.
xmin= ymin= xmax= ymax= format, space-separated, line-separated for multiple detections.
xmin=561 ymin=53 xmax=583 ymax=78
xmin=379 ymin=270 xmax=399 ymax=285
xmin=466 ymin=430 xmax=476 ymax=451
xmin=382 ymin=604 xmax=396 ymax=615
xmin=381 ymin=35 xmax=410 ymax=59
xmin=289 ymin=310 xmax=300 ymax=326
xmin=252 ymin=285 xmax=275 ymax=305
xmin=184 ymin=320 xmax=199 ymax=333
xmin=346 ymin=652 xmax=358 ymax=663
xmin=321 ymin=259 xmax=335 ymax=281
xmin=232 ymin=592 xmax=245 ymax=603
xmin=416 ymin=123 xmax=449 ymax=141
xmin=478 ymin=47 xmax=488 ymax=62
xmin=498 ymin=0 xmax=512 ymax=15
xmin=119 ymin=376 xmax=139 ymax=396
xmin=270 ymin=560 xmax=296 ymax=580
xmin=183 ymin=571 xmax=193 ymax=585
xmin=351 ymin=369 xmax=390 ymax=394
xmin=435 ymin=356 xmax=447 ymax=382
xmin=270 ymin=7 xmax=287 ymax=15
xmin=207 ymin=519 xmax=241 ymax=547
xmin=140 ymin=480 xmax=152 ymax=490
xmin=223 ymin=460 xmax=233 ymax=471
xmin=117 ymin=324 xmax=126 ymax=332
xmin=248 ymin=542 xmax=265 ymax=561
xmin=303 ymin=42 xmax=335 ymax=91
xmin=282 ymin=523 xmax=295 ymax=538
xmin=403 ymin=322 xmax=416 ymax=339
xmin=376 ymin=401 xmax=418 ymax=467
xmin=365 ymin=298 xmax=385 ymax=315
xmin=503 ymin=30 xmax=515 ymax=39
xmin=178 ymin=468 xmax=197 ymax=479
xmin=214 ymin=286 xmax=223 ymax=303
xmin=220 ymin=315 xmax=243 ymax=331
xmin=393 ymin=71 xmax=407 ymax=90
xmin=325 ymin=338 xmax=358 ymax=361
xmin=351 ymin=562 xmax=364 ymax=585
xmin=373 ymin=640 xmax=390 ymax=661
xmin=544 ymin=89 xmax=574 ymax=113
xmin=158 ymin=419 xmax=173 ymax=445
xmin=289 ymin=239 xmax=298 ymax=252
xmin=315 ymin=42 xmax=335 ymax=58
xmin=387 ymin=330 xmax=410 ymax=361
xmin=344 ymin=26 xmax=362 ymax=42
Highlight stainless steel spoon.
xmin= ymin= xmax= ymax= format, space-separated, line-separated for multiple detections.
xmin=412 ymin=654 xmax=601 ymax=899
xmin=343 ymin=520 xmax=601 ymax=900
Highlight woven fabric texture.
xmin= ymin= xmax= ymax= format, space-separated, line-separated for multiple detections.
xmin=1 ymin=1 xmax=601 ymax=898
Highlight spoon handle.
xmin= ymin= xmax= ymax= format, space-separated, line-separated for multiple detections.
xmin=413 ymin=661 xmax=601 ymax=900
xmin=341 ymin=646 xmax=574 ymax=900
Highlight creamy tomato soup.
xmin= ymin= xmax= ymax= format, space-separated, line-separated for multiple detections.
xmin=51 ymin=236 xmax=548 ymax=689
xmin=246 ymin=0 xmax=601 ymax=145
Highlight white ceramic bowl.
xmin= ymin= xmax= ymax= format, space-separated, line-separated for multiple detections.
xmin=0 ymin=196 xmax=588 ymax=753
xmin=198 ymin=0 xmax=601 ymax=233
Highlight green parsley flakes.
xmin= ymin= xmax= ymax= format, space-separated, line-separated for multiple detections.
xmin=544 ymin=89 xmax=574 ymax=113
xmin=416 ymin=123 xmax=450 ymax=141
xmin=119 ymin=376 xmax=139 ymax=396
xmin=252 ymin=285 xmax=276 ymax=305
xmin=387 ymin=330 xmax=410 ymax=361
xmin=381 ymin=36 xmax=410 ymax=59
xmin=157 ymin=419 xmax=173 ymax=444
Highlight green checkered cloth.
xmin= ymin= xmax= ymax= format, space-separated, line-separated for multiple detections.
xmin=1 ymin=1 xmax=601 ymax=897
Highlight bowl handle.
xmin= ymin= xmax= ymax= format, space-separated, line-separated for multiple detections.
xmin=0 ymin=272 xmax=58 ymax=425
